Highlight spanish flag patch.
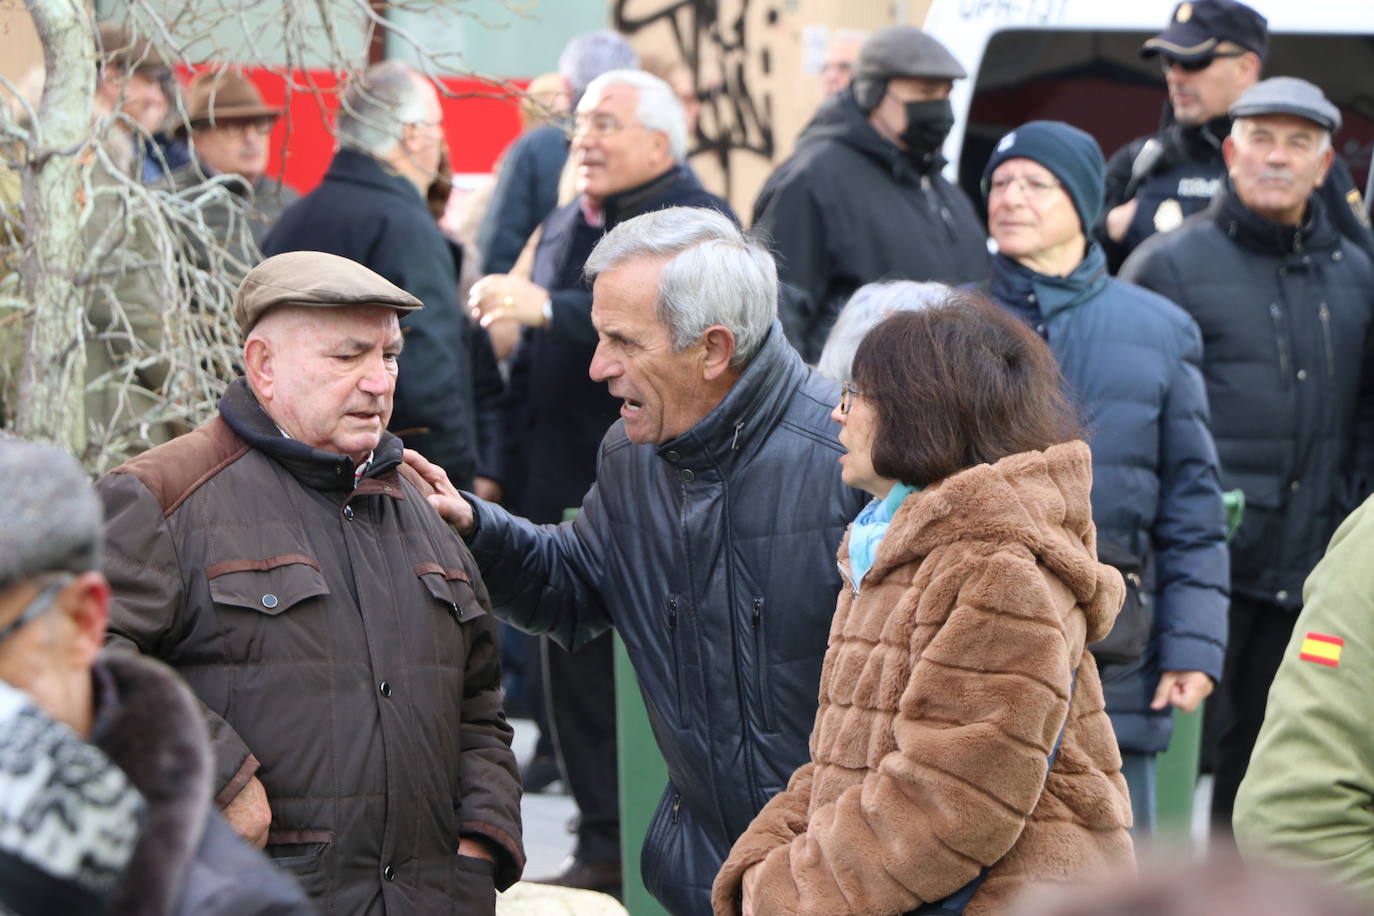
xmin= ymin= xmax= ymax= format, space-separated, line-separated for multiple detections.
xmin=1300 ymin=632 xmax=1343 ymax=668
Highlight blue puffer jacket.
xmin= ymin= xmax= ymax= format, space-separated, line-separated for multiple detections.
xmin=464 ymin=323 xmax=866 ymax=914
xmin=989 ymin=243 xmax=1230 ymax=753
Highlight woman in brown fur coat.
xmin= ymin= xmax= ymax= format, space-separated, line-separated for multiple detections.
xmin=713 ymin=294 xmax=1135 ymax=916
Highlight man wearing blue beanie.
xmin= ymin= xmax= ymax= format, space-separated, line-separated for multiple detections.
xmin=983 ymin=120 xmax=1230 ymax=835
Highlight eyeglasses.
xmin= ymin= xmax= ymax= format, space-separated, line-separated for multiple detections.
xmin=570 ymin=113 xmax=638 ymax=140
xmin=839 ymin=381 xmax=864 ymax=415
xmin=1159 ymin=50 xmax=1247 ymax=74
xmin=0 ymin=574 xmax=73 ymax=646
xmin=204 ymin=116 xmax=277 ymax=137
xmin=987 ymin=174 xmax=1063 ymax=198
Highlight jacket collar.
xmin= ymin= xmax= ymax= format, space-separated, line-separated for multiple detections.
xmin=603 ymin=164 xmax=700 ymax=227
xmin=218 ymin=377 xmax=404 ymax=493
xmin=655 ymin=321 xmax=815 ymax=475
xmin=989 ymin=242 xmax=1109 ymax=320
xmin=323 ymin=147 xmax=425 ymax=207
xmin=1209 ymin=177 xmax=1338 ymax=260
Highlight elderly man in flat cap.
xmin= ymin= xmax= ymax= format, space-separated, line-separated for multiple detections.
xmin=1098 ymin=0 xmax=1373 ymax=272
xmin=95 ymin=251 xmax=524 ymax=914
xmin=0 ymin=437 xmax=312 ymax=914
xmin=157 ymin=68 xmax=299 ymax=278
xmin=752 ymin=25 xmax=988 ymax=363
xmin=1121 ymin=77 xmax=1374 ymax=832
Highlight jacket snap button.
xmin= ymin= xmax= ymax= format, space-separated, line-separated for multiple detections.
xmin=261 ymin=594 xmax=278 ymax=609
xmin=664 ymin=450 xmax=680 ymax=463
xmin=343 ymin=505 xmax=354 ymax=520
xmin=1276 ymin=590 xmax=1289 ymax=602
xmin=379 ymin=681 xmax=392 ymax=697
xmin=679 ymin=468 xmax=695 ymax=483
xmin=383 ymin=865 xmax=395 ymax=881
xmin=1290 ymin=480 xmax=1301 ymax=492
xmin=1296 ymin=369 xmax=1308 ymax=381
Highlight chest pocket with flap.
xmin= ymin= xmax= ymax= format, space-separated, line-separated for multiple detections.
xmin=414 ymin=563 xmax=485 ymax=623
xmin=207 ymin=554 xmax=330 ymax=615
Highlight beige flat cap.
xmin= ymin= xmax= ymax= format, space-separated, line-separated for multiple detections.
xmin=234 ymin=251 xmax=423 ymax=333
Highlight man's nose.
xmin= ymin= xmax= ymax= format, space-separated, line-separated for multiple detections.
xmin=588 ymin=345 xmax=618 ymax=382
xmin=358 ymin=358 xmax=392 ymax=393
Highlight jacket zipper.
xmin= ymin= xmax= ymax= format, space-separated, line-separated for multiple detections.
xmin=750 ymin=597 xmax=774 ymax=732
xmin=667 ymin=594 xmax=685 ymax=722
xmin=1269 ymin=302 xmax=1291 ymax=383
xmin=1319 ymin=302 xmax=1336 ymax=381
xmin=671 ymin=792 xmax=681 ymax=824
xmin=836 ymin=559 xmax=859 ymax=596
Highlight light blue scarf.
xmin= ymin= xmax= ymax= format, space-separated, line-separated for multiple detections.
xmin=848 ymin=481 xmax=918 ymax=590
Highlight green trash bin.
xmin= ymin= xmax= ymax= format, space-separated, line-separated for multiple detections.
xmin=614 ymin=633 xmax=671 ymax=916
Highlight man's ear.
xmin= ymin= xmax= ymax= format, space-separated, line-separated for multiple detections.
xmin=242 ymin=336 xmax=273 ymax=401
xmin=700 ymin=325 xmax=737 ymax=382
xmin=1222 ymin=135 xmax=1237 ymax=173
xmin=1314 ymin=144 xmax=1335 ymax=188
xmin=64 ymin=572 xmax=110 ymax=670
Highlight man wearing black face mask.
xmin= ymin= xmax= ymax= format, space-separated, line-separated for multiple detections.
xmin=753 ymin=25 xmax=989 ymax=363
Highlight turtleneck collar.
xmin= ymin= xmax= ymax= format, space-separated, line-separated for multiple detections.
xmin=218 ymin=377 xmax=404 ymax=493
xmin=602 ymin=164 xmax=698 ymax=228
xmin=990 ymin=241 xmax=1110 ymax=321
xmin=1209 ymin=177 xmax=1339 ymax=260
xmin=653 ymin=320 xmax=812 ymax=478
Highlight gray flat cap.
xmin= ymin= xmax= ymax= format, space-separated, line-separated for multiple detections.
xmin=0 ymin=437 xmax=102 ymax=591
xmin=855 ymin=26 xmax=967 ymax=83
xmin=1230 ymin=77 xmax=1341 ymax=133
xmin=233 ymin=251 xmax=423 ymax=334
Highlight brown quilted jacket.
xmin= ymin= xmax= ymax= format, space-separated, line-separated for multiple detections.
xmin=713 ymin=441 xmax=1134 ymax=916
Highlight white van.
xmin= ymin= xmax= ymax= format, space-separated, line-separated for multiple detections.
xmin=921 ymin=0 xmax=1374 ymax=210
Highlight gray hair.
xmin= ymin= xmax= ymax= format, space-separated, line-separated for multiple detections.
xmin=585 ymin=207 xmax=776 ymax=366
xmin=581 ymin=70 xmax=688 ymax=163
xmin=336 ymin=60 xmax=432 ymax=156
xmin=560 ymin=31 xmax=639 ymax=98
xmin=816 ymin=280 xmax=951 ymax=382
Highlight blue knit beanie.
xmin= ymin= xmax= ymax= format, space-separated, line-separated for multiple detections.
xmin=982 ymin=120 xmax=1105 ymax=231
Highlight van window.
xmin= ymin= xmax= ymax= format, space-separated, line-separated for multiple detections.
xmin=957 ymin=29 xmax=1374 ymax=213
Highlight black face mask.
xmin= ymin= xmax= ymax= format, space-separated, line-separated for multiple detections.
xmin=899 ymin=98 xmax=955 ymax=174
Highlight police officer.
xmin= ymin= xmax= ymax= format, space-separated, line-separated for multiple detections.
xmin=1098 ymin=0 xmax=1373 ymax=272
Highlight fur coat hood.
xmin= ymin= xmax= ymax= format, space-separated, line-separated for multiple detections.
xmin=713 ymin=441 xmax=1134 ymax=916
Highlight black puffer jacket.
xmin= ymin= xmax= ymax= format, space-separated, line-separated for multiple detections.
xmin=1121 ymin=183 xmax=1374 ymax=607
xmin=752 ymin=89 xmax=988 ymax=363
xmin=465 ymin=323 xmax=867 ymax=915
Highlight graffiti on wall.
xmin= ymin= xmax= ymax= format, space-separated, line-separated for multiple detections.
xmin=614 ymin=0 xmax=777 ymax=200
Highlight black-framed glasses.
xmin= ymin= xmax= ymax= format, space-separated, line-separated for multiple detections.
xmin=1159 ymin=50 xmax=1247 ymax=74
xmin=839 ymin=381 xmax=863 ymax=415
xmin=0 ymin=574 xmax=72 ymax=646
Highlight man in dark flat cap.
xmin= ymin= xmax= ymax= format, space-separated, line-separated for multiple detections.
xmin=1120 ymin=77 xmax=1374 ymax=832
xmin=1098 ymin=0 xmax=1373 ymax=272
xmin=752 ymin=25 xmax=988 ymax=363
xmin=94 ymin=251 xmax=524 ymax=914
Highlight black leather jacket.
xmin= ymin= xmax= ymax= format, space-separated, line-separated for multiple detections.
xmin=465 ymin=323 xmax=866 ymax=914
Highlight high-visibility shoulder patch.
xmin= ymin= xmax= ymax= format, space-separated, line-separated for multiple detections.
xmin=1300 ymin=632 xmax=1343 ymax=668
